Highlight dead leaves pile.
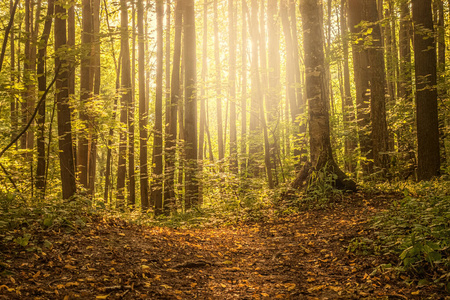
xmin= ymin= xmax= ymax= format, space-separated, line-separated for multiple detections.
xmin=0 ymin=193 xmax=448 ymax=299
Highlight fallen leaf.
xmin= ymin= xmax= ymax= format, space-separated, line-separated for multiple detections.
xmin=261 ymin=293 xmax=269 ymax=297
xmin=64 ymin=264 xmax=76 ymax=270
xmin=284 ymin=283 xmax=296 ymax=291
xmin=96 ymin=295 xmax=110 ymax=299
xmin=307 ymin=285 xmax=325 ymax=293
xmin=161 ymin=284 xmax=172 ymax=289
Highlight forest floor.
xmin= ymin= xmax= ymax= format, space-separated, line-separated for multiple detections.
xmin=0 ymin=192 xmax=448 ymax=299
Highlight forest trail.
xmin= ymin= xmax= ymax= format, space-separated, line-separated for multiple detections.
xmin=0 ymin=193 xmax=444 ymax=299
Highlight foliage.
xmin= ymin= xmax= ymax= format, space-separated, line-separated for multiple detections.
xmin=370 ymin=180 xmax=450 ymax=291
xmin=0 ymin=193 xmax=91 ymax=254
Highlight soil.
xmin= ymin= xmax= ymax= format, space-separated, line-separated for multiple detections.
xmin=0 ymin=192 xmax=448 ymax=299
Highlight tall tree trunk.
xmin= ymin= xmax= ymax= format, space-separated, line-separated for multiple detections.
xmin=248 ymin=0 xmax=262 ymax=176
xmin=78 ymin=0 xmax=94 ymax=190
xmin=153 ymin=0 xmax=164 ymax=214
xmin=36 ymin=0 xmax=54 ymax=195
xmin=340 ymin=0 xmax=357 ymax=174
xmin=184 ymin=0 xmax=198 ymax=209
xmin=436 ymin=0 xmax=447 ymax=164
xmin=138 ymin=0 xmax=149 ymax=210
xmin=241 ymin=0 xmax=248 ymax=175
xmin=229 ymin=0 xmax=238 ymax=173
xmin=165 ymin=0 xmax=183 ymax=210
xmin=412 ymin=0 xmax=440 ymax=180
xmin=55 ymin=0 xmax=77 ymax=200
xmin=296 ymin=0 xmax=355 ymax=191
xmin=365 ymin=0 xmax=390 ymax=173
xmin=128 ymin=2 xmax=136 ymax=207
xmin=117 ymin=0 xmax=132 ymax=205
xmin=348 ymin=0 xmax=373 ymax=175
xmin=9 ymin=0 xmax=18 ymax=144
xmin=214 ymin=0 xmax=224 ymax=162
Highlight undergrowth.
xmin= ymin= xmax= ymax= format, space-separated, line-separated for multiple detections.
xmin=368 ymin=180 xmax=450 ymax=291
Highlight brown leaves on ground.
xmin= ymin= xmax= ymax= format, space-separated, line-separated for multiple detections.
xmin=0 ymin=193 xmax=447 ymax=299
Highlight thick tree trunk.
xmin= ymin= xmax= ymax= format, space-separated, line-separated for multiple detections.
xmin=297 ymin=0 xmax=356 ymax=192
xmin=55 ymin=2 xmax=77 ymax=200
xmin=412 ymin=0 xmax=440 ymax=180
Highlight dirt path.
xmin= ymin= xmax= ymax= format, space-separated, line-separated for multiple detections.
xmin=0 ymin=193 xmax=446 ymax=299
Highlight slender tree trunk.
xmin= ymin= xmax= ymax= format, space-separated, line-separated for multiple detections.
xmin=9 ymin=0 xmax=18 ymax=144
xmin=412 ymin=0 xmax=440 ymax=180
xmin=184 ymin=0 xmax=198 ymax=209
xmin=229 ymin=0 xmax=238 ymax=173
xmin=214 ymin=0 xmax=224 ymax=162
xmin=78 ymin=0 xmax=94 ymax=190
xmin=55 ymin=1 xmax=77 ymax=200
xmin=165 ymin=0 xmax=183 ymax=210
xmin=117 ymin=0 xmax=132 ymax=205
xmin=248 ymin=0 xmax=262 ymax=176
xmin=138 ymin=0 xmax=149 ymax=210
xmin=339 ymin=0 xmax=356 ymax=174
xmin=36 ymin=0 xmax=54 ymax=196
xmin=241 ymin=0 xmax=248 ymax=175
xmin=348 ymin=0 xmax=373 ymax=175
xmin=128 ymin=2 xmax=136 ymax=207
xmin=153 ymin=0 xmax=164 ymax=214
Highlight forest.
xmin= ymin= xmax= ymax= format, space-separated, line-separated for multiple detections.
xmin=0 ymin=0 xmax=449 ymax=298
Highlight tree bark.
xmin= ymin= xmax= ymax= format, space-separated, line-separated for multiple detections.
xmin=412 ymin=0 xmax=440 ymax=180
xmin=297 ymin=0 xmax=356 ymax=191
xmin=184 ymin=0 xmax=199 ymax=209
xmin=55 ymin=1 xmax=77 ymax=200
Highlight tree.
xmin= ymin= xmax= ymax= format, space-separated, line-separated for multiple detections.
xmin=339 ymin=0 xmax=357 ymax=174
xmin=164 ymin=0 xmax=183 ymax=210
xmin=365 ymin=0 xmax=389 ymax=173
xmin=412 ymin=0 xmax=440 ymax=180
xmin=117 ymin=0 xmax=132 ymax=205
xmin=138 ymin=0 xmax=149 ymax=210
xmin=229 ymin=0 xmax=238 ymax=172
xmin=294 ymin=0 xmax=355 ymax=191
xmin=54 ymin=0 xmax=77 ymax=200
xmin=348 ymin=0 xmax=373 ymax=175
xmin=214 ymin=0 xmax=224 ymax=162
xmin=78 ymin=0 xmax=94 ymax=191
xmin=184 ymin=0 xmax=199 ymax=209
xmin=36 ymin=0 xmax=55 ymax=195
xmin=153 ymin=0 xmax=164 ymax=214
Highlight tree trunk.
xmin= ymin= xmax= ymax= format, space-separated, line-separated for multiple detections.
xmin=240 ymin=0 xmax=248 ymax=175
xmin=184 ymin=0 xmax=199 ymax=209
xmin=55 ymin=1 xmax=77 ymax=200
xmin=229 ymin=0 xmax=238 ymax=173
xmin=164 ymin=0 xmax=183 ymax=211
xmin=348 ymin=0 xmax=373 ymax=175
xmin=412 ymin=0 xmax=440 ymax=180
xmin=297 ymin=0 xmax=356 ymax=191
xmin=138 ymin=0 xmax=149 ymax=210
xmin=365 ymin=0 xmax=390 ymax=173
xmin=214 ymin=0 xmax=224 ymax=162
xmin=36 ymin=0 xmax=54 ymax=195
xmin=340 ymin=0 xmax=357 ymax=174
xmin=78 ymin=0 xmax=94 ymax=191
xmin=117 ymin=0 xmax=132 ymax=205
xmin=153 ymin=0 xmax=164 ymax=214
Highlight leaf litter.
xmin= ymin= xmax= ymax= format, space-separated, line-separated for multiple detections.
xmin=0 ymin=192 xmax=448 ymax=299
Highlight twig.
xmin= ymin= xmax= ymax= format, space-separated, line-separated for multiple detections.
xmin=0 ymin=66 xmax=59 ymax=160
